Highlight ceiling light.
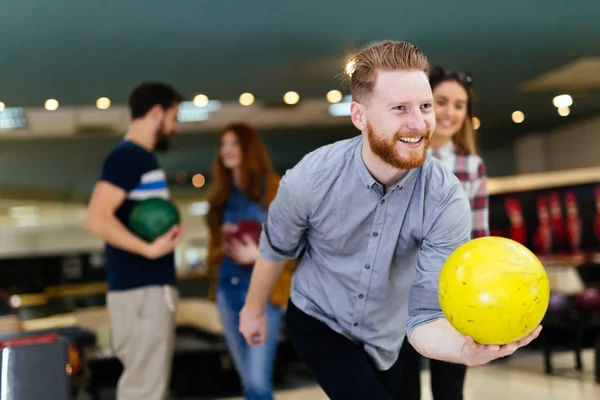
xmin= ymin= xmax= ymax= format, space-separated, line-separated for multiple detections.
xmin=283 ymin=91 xmax=300 ymax=105
xmin=192 ymin=174 xmax=206 ymax=188
xmin=0 ymin=107 xmax=26 ymax=130
xmin=178 ymin=100 xmax=220 ymax=122
xmin=512 ymin=111 xmax=525 ymax=123
xmin=239 ymin=92 xmax=255 ymax=106
xmin=193 ymin=94 xmax=209 ymax=108
xmin=175 ymin=171 xmax=188 ymax=184
xmin=45 ymin=99 xmax=59 ymax=111
xmin=558 ymin=106 xmax=570 ymax=117
xmin=552 ymin=94 xmax=572 ymax=108
xmin=96 ymin=97 xmax=111 ymax=110
xmin=326 ymin=90 xmax=343 ymax=104
xmin=472 ymin=117 xmax=481 ymax=130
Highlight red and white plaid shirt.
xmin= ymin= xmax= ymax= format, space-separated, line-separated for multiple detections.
xmin=430 ymin=141 xmax=489 ymax=239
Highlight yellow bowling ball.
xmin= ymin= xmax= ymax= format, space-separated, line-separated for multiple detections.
xmin=438 ymin=236 xmax=550 ymax=345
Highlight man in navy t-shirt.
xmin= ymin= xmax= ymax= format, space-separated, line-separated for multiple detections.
xmin=86 ymin=82 xmax=184 ymax=400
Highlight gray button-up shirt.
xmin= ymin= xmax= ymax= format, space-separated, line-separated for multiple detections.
xmin=259 ymin=135 xmax=471 ymax=370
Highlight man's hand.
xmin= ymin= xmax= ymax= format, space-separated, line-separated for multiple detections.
xmin=238 ymin=256 xmax=287 ymax=345
xmin=460 ymin=325 xmax=543 ymax=366
xmin=409 ymin=318 xmax=543 ymax=366
xmin=144 ymin=224 xmax=184 ymax=260
xmin=239 ymin=305 xmax=267 ymax=346
xmin=87 ymin=181 xmax=184 ymax=259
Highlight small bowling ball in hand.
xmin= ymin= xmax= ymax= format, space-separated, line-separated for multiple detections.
xmin=129 ymin=198 xmax=180 ymax=242
xmin=227 ymin=220 xmax=262 ymax=245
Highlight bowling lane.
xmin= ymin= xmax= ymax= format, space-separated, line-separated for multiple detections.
xmin=220 ymin=350 xmax=599 ymax=400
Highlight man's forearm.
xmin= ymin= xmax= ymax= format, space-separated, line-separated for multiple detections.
xmin=87 ymin=214 xmax=150 ymax=258
xmin=245 ymin=256 xmax=287 ymax=311
xmin=408 ymin=318 xmax=467 ymax=365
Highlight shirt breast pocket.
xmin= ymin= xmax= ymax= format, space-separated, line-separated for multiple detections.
xmin=309 ymin=209 xmax=345 ymax=253
xmin=309 ymin=207 xmax=366 ymax=256
xmin=223 ymin=208 xmax=236 ymax=224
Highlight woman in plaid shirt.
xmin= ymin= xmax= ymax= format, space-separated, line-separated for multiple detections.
xmin=399 ymin=66 xmax=490 ymax=400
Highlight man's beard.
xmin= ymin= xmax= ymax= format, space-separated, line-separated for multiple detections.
xmin=366 ymin=121 xmax=430 ymax=170
xmin=154 ymin=121 xmax=171 ymax=153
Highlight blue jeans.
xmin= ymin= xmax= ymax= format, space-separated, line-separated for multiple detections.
xmin=216 ymin=284 xmax=283 ymax=400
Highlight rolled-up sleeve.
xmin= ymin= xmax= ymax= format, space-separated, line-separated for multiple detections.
xmin=406 ymin=182 xmax=472 ymax=337
xmin=259 ymin=161 xmax=310 ymax=263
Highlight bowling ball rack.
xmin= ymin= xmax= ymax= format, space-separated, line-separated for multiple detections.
xmin=539 ymin=288 xmax=600 ymax=382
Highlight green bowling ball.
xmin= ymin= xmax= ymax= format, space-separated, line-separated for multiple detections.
xmin=129 ymin=198 xmax=180 ymax=242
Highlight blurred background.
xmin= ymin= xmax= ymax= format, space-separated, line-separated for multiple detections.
xmin=1 ymin=1 xmax=600 ymax=399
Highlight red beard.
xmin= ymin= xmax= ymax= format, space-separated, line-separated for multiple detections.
xmin=366 ymin=121 xmax=431 ymax=170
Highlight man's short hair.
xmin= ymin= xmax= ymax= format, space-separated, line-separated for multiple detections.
xmin=128 ymin=82 xmax=184 ymax=119
xmin=344 ymin=41 xmax=430 ymax=104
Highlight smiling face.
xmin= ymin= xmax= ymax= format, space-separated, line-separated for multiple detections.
xmin=219 ymin=130 xmax=243 ymax=171
xmin=355 ymin=69 xmax=435 ymax=170
xmin=432 ymin=80 xmax=469 ymax=140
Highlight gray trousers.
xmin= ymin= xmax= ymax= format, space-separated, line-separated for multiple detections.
xmin=107 ymin=285 xmax=178 ymax=400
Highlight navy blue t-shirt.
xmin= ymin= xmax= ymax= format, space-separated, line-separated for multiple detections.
xmin=99 ymin=140 xmax=176 ymax=291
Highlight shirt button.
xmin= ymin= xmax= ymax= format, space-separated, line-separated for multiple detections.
xmin=231 ymin=277 xmax=239 ymax=285
xmin=353 ymin=322 xmax=359 ymax=327
xmin=373 ymin=232 xmax=378 ymax=237
xmin=380 ymin=199 xmax=385 ymax=204
xmin=365 ymin=264 xmax=371 ymax=269
xmin=358 ymin=294 xmax=364 ymax=299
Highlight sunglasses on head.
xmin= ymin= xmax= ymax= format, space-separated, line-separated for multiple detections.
xmin=430 ymin=66 xmax=473 ymax=87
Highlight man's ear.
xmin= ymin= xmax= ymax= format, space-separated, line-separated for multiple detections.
xmin=350 ymin=101 xmax=366 ymax=132
xmin=148 ymin=104 xmax=164 ymax=122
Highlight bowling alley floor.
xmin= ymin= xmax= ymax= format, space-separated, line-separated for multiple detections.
xmin=215 ymin=349 xmax=599 ymax=400
xmin=80 ymin=349 xmax=599 ymax=399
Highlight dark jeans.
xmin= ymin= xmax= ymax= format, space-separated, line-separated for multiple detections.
xmin=285 ymin=300 xmax=408 ymax=400
xmin=398 ymin=336 xmax=467 ymax=400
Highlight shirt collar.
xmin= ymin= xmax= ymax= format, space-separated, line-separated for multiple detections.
xmin=353 ymin=136 xmax=418 ymax=192
xmin=354 ymin=138 xmax=378 ymax=190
